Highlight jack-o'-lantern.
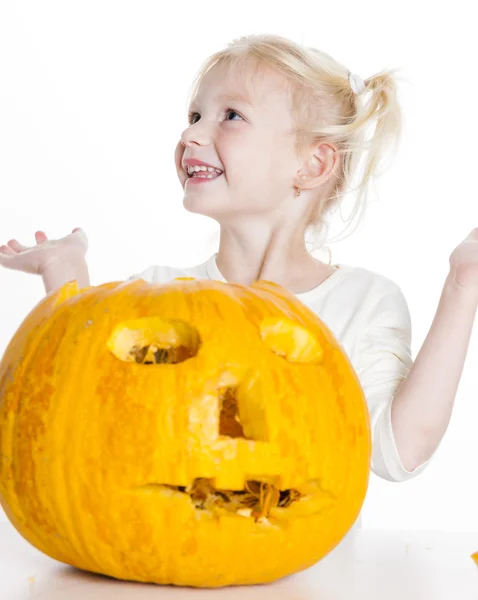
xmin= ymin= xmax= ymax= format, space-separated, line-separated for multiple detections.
xmin=0 ymin=276 xmax=371 ymax=587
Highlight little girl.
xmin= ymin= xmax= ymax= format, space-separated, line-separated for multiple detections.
xmin=2 ymin=34 xmax=478 ymax=529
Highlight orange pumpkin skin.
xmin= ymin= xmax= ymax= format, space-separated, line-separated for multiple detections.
xmin=0 ymin=277 xmax=371 ymax=587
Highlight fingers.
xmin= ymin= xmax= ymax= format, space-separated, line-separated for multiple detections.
xmin=0 ymin=232 xmax=46 ymax=254
xmin=0 ymin=244 xmax=15 ymax=256
xmin=6 ymin=239 xmax=27 ymax=252
xmin=0 ymin=229 xmax=80 ymax=261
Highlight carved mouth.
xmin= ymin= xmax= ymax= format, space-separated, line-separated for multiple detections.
xmin=135 ymin=478 xmax=315 ymax=524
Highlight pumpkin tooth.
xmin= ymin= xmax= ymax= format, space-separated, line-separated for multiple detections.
xmin=243 ymin=481 xmax=281 ymax=519
xmin=258 ymin=483 xmax=280 ymax=519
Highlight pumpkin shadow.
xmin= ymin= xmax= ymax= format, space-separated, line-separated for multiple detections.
xmin=29 ymin=565 xmax=338 ymax=599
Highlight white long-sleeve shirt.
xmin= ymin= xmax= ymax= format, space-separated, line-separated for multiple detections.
xmin=126 ymin=253 xmax=432 ymax=525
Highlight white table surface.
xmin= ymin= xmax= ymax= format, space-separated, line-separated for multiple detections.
xmin=1 ymin=521 xmax=477 ymax=600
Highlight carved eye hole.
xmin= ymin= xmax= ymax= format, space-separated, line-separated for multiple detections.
xmin=107 ymin=317 xmax=200 ymax=364
xmin=259 ymin=317 xmax=324 ymax=364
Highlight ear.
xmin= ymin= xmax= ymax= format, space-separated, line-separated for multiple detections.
xmin=295 ymin=143 xmax=338 ymax=191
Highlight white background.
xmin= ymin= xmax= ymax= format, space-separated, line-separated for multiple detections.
xmin=0 ymin=1 xmax=476 ymax=532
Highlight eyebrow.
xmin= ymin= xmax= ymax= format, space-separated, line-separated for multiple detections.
xmin=218 ymin=93 xmax=252 ymax=105
xmin=189 ymin=93 xmax=253 ymax=109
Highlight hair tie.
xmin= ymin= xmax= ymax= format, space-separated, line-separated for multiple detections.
xmin=348 ymin=71 xmax=366 ymax=95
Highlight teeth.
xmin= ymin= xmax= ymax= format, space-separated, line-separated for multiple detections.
xmin=187 ymin=165 xmax=223 ymax=175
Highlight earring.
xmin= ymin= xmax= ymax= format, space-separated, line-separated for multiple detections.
xmin=295 ymin=185 xmax=301 ymax=198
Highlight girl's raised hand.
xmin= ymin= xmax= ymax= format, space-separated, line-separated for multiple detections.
xmin=0 ymin=228 xmax=88 ymax=276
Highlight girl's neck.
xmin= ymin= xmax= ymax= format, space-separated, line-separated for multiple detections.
xmin=215 ymin=219 xmax=333 ymax=293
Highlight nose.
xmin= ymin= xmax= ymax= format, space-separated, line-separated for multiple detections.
xmin=176 ymin=123 xmax=213 ymax=178
xmin=180 ymin=118 xmax=213 ymax=148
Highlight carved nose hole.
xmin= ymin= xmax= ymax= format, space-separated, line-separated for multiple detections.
xmin=219 ymin=387 xmax=248 ymax=439
xmin=216 ymin=370 xmax=269 ymax=442
xmin=107 ymin=317 xmax=200 ymax=364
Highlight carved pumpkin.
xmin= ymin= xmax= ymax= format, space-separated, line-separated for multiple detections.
xmin=0 ymin=277 xmax=371 ymax=587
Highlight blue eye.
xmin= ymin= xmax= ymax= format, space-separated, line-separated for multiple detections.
xmin=187 ymin=108 xmax=244 ymax=125
xmin=225 ymin=109 xmax=243 ymax=121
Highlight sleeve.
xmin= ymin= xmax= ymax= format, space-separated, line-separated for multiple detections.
xmin=125 ymin=265 xmax=157 ymax=283
xmin=354 ymin=285 xmax=434 ymax=482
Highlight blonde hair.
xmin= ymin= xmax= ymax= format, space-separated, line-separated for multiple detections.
xmin=187 ymin=34 xmax=406 ymax=263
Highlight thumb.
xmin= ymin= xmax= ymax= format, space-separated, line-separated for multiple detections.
xmin=71 ymin=227 xmax=88 ymax=250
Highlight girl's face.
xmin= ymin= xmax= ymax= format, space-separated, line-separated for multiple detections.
xmin=175 ymin=61 xmax=302 ymax=223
